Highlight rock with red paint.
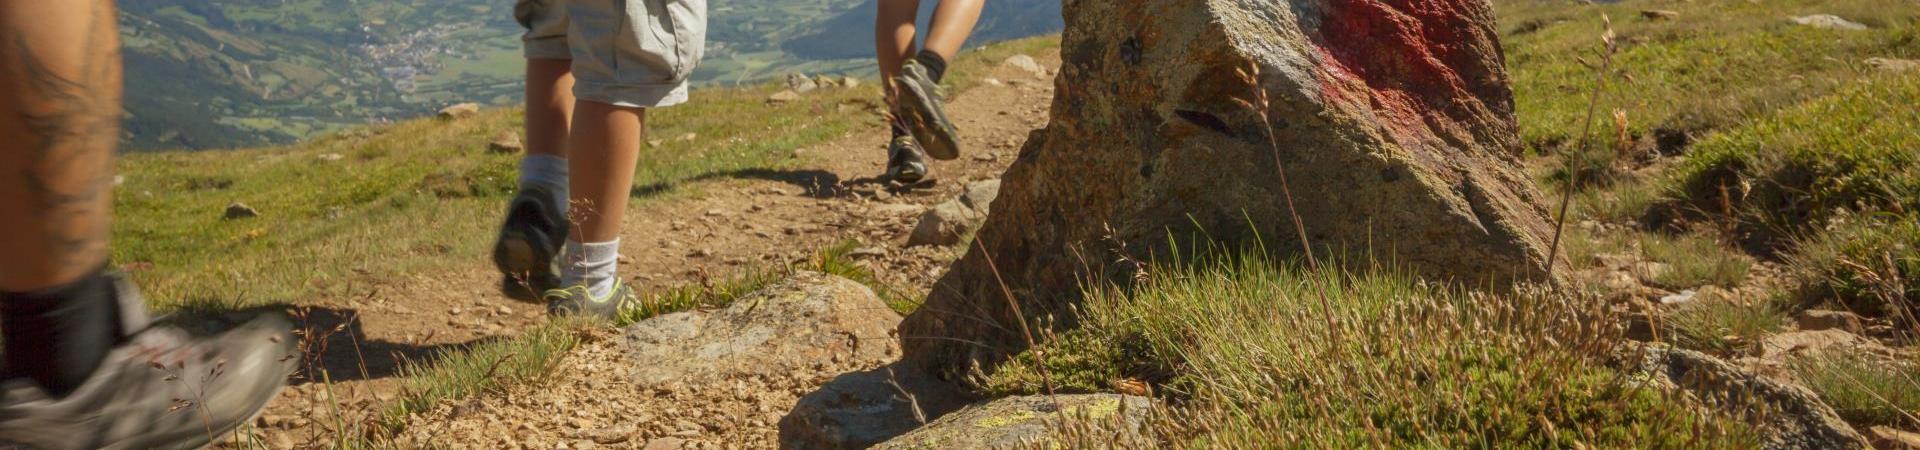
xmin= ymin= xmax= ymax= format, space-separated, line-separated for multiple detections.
xmin=899 ymin=0 xmax=1557 ymax=377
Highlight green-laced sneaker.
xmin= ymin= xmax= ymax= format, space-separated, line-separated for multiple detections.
xmin=886 ymin=136 xmax=930 ymax=184
xmin=544 ymin=280 xmax=640 ymax=320
xmin=893 ymin=60 xmax=960 ymax=160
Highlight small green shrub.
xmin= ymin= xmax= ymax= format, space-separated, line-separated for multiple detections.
xmin=1663 ymin=298 xmax=1789 ymax=356
xmin=1792 ymin=351 xmax=1920 ymax=428
xmin=1787 ymin=215 xmax=1920 ymax=318
xmin=1668 ymin=74 xmax=1920 ymax=248
xmin=1637 ymin=232 xmax=1753 ymax=290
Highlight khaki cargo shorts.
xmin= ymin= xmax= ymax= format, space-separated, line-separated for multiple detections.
xmin=514 ymin=0 xmax=706 ymax=108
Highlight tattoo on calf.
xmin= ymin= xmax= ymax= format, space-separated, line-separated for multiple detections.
xmin=7 ymin=2 xmax=122 ymax=271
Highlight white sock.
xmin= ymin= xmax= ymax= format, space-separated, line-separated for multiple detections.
xmin=563 ymin=239 xmax=620 ymax=298
xmin=518 ymin=154 xmax=569 ymax=206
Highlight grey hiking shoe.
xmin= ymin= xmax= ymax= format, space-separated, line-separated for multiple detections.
xmin=893 ymin=60 xmax=960 ymax=161
xmin=495 ymin=186 xmax=569 ymax=301
xmin=0 ymin=276 xmax=296 ymax=450
xmin=886 ymin=136 xmax=930 ymax=184
xmin=545 ymin=281 xmax=640 ymax=321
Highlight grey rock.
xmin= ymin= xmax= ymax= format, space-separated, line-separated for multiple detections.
xmin=841 ymin=76 xmax=861 ymax=89
xmin=1620 ymin=343 xmax=1869 ymax=449
xmin=901 ymin=0 xmax=1556 ymax=377
xmin=1641 ymin=9 xmax=1680 ymax=20
xmin=1867 ymin=57 xmax=1920 ymax=73
xmin=778 ymin=364 xmax=970 ymax=449
xmin=1870 ymin=426 xmax=1920 ymax=450
xmin=959 ymin=179 xmax=1002 ymax=213
xmin=788 ymin=73 xmax=819 ymax=93
xmin=1792 ymin=14 xmax=1869 ymax=30
xmin=224 ymin=202 xmax=259 ymax=220
xmin=489 ymin=131 xmax=525 ymax=154
xmin=908 ymin=200 xmax=986 ymax=247
xmin=437 ymin=102 xmax=481 ymax=119
xmin=815 ymin=74 xmax=840 ymax=88
xmin=874 ymin=395 xmax=1154 ymax=450
xmin=622 ymin=272 xmax=900 ymax=387
xmin=768 ymin=90 xmax=803 ymax=104
xmin=1794 ymin=310 xmax=1865 ymax=333
xmin=1002 ymin=54 xmax=1045 ymax=78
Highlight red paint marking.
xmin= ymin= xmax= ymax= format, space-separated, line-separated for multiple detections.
xmin=1309 ymin=0 xmax=1492 ymax=147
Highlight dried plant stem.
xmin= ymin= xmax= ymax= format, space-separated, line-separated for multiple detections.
xmin=1236 ymin=62 xmax=1343 ymax=348
xmin=974 ymin=238 xmax=1062 ymax=411
xmin=1546 ymin=15 xmax=1621 ymax=283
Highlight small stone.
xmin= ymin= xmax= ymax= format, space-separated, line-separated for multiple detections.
xmin=648 ymin=139 xmax=665 ymax=148
xmin=318 ymin=153 xmax=345 ymax=162
xmin=1658 ymin=290 xmax=1696 ymax=306
xmin=1795 ymin=310 xmax=1864 ymax=332
xmin=787 ymin=73 xmax=819 ymax=93
xmin=691 ymin=248 xmax=713 ymax=258
xmin=618 ymin=255 xmax=636 ymax=265
xmin=1867 ymin=57 xmax=1920 ymax=72
xmin=678 ymin=133 xmax=697 ymax=143
xmin=1870 ymin=426 xmax=1920 ymax=450
xmin=224 ymin=202 xmax=259 ymax=220
xmin=438 ymin=102 xmax=482 ymax=119
xmin=642 ymin=438 xmax=685 ymax=450
xmin=983 ymin=78 xmax=1004 ymax=87
xmin=1003 ymin=54 xmax=1046 ymax=78
xmin=768 ymin=90 xmax=802 ymax=103
xmin=841 ymin=76 xmax=861 ymax=89
xmin=849 ymin=246 xmax=888 ymax=258
xmin=268 ymin=433 xmax=295 ymax=450
xmin=489 ymin=131 xmax=525 ymax=154
xmin=1791 ymin=14 xmax=1869 ymax=30
xmin=569 ymin=417 xmax=593 ymax=429
xmin=815 ymin=74 xmax=839 ymax=88
xmin=1640 ymin=10 xmax=1679 ymax=20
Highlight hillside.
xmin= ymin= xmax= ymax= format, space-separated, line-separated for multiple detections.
xmin=116 ymin=0 xmax=1064 ymax=152
xmin=97 ymin=0 xmax=1920 ymax=447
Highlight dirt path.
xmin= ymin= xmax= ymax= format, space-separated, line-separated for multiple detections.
xmin=246 ymin=52 xmax=1060 ymax=448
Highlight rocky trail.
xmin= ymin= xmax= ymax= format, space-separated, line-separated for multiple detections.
xmin=245 ymin=52 xmax=1066 ymax=449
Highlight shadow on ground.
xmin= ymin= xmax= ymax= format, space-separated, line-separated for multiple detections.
xmin=287 ymin=307 xmax=492 ymax=384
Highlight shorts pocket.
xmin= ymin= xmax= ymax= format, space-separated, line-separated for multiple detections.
xmin=664 ymin=0 xmax=706 ymax=80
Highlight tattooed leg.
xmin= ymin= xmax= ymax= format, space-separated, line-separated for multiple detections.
xmin=0 ymin=0 xmax=123 ymax=292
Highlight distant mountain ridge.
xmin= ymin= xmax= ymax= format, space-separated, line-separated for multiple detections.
xmin=783 ymin=0 xmax=1063 ymax=60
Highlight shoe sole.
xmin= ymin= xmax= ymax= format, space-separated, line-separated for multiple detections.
xmin=894 ymin=71 xmax=961 ymax=160
xmin=494 ymin=230 xmax=557 ymax=301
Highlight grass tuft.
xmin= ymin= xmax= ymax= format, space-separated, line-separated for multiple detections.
xmin=985 ymin=248 xmax=1759 ymax=447
xmin=1791 ymin=350 xmax=1920 ymax=428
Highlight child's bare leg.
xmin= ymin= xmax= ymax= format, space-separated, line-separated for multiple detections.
xmin=567 ymin=101 xmax=644 ymax=244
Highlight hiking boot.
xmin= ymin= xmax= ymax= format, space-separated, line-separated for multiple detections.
xmin=545 ymin=281 xmax=640 ymax=321
xmin=0 ymin=276 xmax=296 ymax=450
xmin=494 ymin=186 xmax=569 ymax=301
xmin=892 ymin=60 xmax=961 ymax=161
xmin=886 ymin=136 xmax=930 ymax=184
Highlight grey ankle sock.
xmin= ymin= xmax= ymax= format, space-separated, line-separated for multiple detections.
xmin=519 ymin=154 xmax=569 ymax=205
xmin=563 ymin=239 xmax=620 ymax=298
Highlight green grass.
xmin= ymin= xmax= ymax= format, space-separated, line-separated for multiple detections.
xmin=1663 ymin=297 xmax=1789 ymax=356
xmin=1668 ymin=73 xmax=1920 ymax=247
xmin=1636 ymin=232 xmax=1754 ymax=290
xmin=1792 ymin=351 xmax=1920 ymax=428
xmin=1502 ymin=0 xmax=1920 ymax=152
xmin=983 ymin=250 xmax=1760 ymax=447
xmin=1786 ymin=215 xmax=1920 ymax=317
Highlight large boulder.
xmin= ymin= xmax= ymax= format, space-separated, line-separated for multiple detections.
xmin=623 ymin=272 xmax=901 ymax=387
xmin=900 ymin=0 xmax=1555 ymax=376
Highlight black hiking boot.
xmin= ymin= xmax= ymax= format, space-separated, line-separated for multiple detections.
xmin=886 ymin=136 xmax=930 ymax=184
xmin=0 ymin=275 xmax=297 ymax=450
xmin=893 ymin=60 xmax=961 ymax=161
xmin=494 ymin=186 xmax=568 ymax=302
